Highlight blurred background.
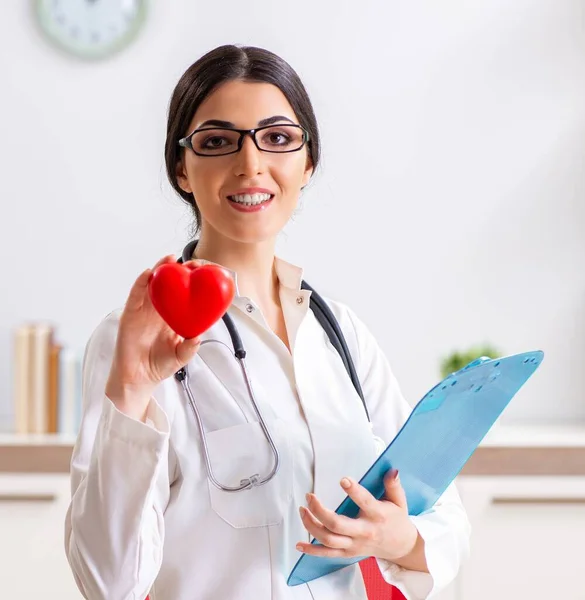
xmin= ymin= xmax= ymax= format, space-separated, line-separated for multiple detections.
xmin=0 ymin=0 xmax=584 ymax=599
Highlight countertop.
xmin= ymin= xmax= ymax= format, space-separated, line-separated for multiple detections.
xmin=1 ymin=426 xmax=584 ymax=475
xmin=460 ymin=424 xmax=585 ymax=476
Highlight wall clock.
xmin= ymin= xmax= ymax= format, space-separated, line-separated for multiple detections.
xmin=34 ymin=0 xmax=149 ymax=60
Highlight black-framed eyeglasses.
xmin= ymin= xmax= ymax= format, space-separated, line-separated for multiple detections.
xmin=178 ymin=124 xmax=310 ymax=157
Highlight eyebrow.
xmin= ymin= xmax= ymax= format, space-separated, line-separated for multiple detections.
xmin=196 ymin=115 xmax=296 ymax=129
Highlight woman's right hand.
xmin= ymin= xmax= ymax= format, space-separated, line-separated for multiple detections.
xmin=105 ymin=254 xmax=202 ymax=421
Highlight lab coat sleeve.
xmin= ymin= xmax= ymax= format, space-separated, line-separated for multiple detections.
xmin=64 ymin=310 xmax=172 ymax=600
xmin=342 ymin=305 xmax=471 ymax=600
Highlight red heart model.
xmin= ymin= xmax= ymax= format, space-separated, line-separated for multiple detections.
xmin=148 ymin=263 xmax=236 ymax=339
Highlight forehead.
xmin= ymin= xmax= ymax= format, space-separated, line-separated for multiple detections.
xmin=190 ymin=80 xmax=298 ymax=129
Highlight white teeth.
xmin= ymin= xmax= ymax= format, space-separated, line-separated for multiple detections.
xmin=229 ymin=193 xmax=272 ymax=205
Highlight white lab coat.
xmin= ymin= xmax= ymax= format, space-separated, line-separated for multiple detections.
xmin=65 ymin=255 xmax=470 ymax=600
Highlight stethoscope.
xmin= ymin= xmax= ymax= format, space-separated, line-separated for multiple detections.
xmin=173 ymin=239 xmax=371 ymax=493
xmin=174 ymin=240 xmax=279 ymax=493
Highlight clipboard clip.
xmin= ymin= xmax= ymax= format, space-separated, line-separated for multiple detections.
xmin=455 ymin=356 xmax=493 ymax=374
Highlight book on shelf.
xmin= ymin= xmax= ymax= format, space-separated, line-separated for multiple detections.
xmin=13 ymin=323 xmax=82 ymax=436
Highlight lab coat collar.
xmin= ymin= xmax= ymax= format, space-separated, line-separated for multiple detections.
xmin=189 ymin=252 xmax=304 ymax=298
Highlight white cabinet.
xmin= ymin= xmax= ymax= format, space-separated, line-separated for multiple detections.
xmin=2 ymin=471 xmax=585 ymax=600
xmin=455 ymin=476 xmax=585 ymax=600
xmin=0 ymin=474 xmax=83 ymax=600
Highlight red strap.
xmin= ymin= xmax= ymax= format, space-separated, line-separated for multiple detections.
xmin=360 ymin=557 xmax=406 ymax=600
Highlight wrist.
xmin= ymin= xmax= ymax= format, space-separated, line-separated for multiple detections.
xmin=399 ymin=520 xmax=421 ymax=558
xmin=390 ymin=520 xmax=429 ymax=573
xmin=379 ymin=518 xmax=418 ymax=563
xmin=105 ymin=375 xmax=154 ymax=422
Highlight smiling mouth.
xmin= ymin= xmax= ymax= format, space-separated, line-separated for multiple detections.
xmin=227 ymin=192 xmax=274 ymax=206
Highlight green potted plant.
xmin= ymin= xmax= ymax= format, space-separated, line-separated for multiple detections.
xmin=439 ymin=344 xmax=501 ymax=379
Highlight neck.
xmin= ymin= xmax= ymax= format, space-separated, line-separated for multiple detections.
xmin=193 ymin=233 xmax=280 ymax=308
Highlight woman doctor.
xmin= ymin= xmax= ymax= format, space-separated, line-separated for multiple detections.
xmin=65 ymin=45 xmax=470 ymax=600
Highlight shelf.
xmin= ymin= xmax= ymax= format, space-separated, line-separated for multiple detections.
xmin=0 ymin=433 xmax=77 ymax=446
xmin=2 ymin=427 xmax=585 ymax=475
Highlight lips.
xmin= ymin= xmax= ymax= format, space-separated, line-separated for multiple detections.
xmin=228 ymin=192 xmax=273 ymax=206
xmin=227 ymin=194 xmax=274 ymax=213
xmin=225 ymin=187 xmax=275 ymax=211
xmin=228 ymin=187 xmax=275 ymax=196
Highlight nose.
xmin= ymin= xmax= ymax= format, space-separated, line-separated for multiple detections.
xmin=233 ymin=133 xmax=264 ymax=178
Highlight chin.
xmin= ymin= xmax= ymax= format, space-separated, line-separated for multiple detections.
xmin=212 ymin=225 xmax=276 ymax=245
xmin=225 ymin=220 xmax=292 ymax=245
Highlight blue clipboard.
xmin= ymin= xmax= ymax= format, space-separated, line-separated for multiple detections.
xmin=287 ymin=350 xmax=544 ymax=587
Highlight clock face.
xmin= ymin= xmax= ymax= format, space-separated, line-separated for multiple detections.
xmin=35 ymin=0 xmax=148 ymax=60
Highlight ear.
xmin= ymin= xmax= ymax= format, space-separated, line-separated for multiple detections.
xmin=175 ymin=158 xmax=193 ymax=194
xmin=301 ymin=156 xmax=314 ymax=189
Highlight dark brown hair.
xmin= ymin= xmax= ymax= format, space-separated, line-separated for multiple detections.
xmin=165 ymin=45 xmax=321 ymax=234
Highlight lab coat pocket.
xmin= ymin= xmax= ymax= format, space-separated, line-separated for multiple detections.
xmin=205 ymin=418 xmax=293 ymax=528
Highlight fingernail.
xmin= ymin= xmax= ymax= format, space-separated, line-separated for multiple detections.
xmin=299 ymin=506 xmax=305 ymax=517
xmin=340 ymin=477 xmax=351 ymax=489
xmin=390 ymin=469 xmax=399 ymax=481
xmin=305 ymin=493 xmax=311 ymax=504
xmin=296 ymin=544 xmax=303 ymax=551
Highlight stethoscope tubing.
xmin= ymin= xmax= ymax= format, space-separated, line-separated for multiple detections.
xmin=176 ymin=334 xmax=280 ymax=492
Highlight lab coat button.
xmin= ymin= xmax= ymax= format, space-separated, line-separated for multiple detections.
xmin=246 ymin=303 xmax=255 ymax=313
xmin=296 ymin=296 xmax=304 ymax=305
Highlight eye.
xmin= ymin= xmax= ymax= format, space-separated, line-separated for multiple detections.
xmin=267 ymin=132 xmax=290 ymax=145
xmin=202 ymin=135 xmax=230 ymax=149
xmin=260 ymin=127 xmax=298 ymax=149
xmin=191 ymin=129 xmax=240 ymax=154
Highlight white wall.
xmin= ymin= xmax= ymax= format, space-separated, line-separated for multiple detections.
xmin=1 ymin=0 xmax=584 ymax=431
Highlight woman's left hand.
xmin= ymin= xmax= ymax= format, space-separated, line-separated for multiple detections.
xmin=296 ymin=469 xmax=419 ymax=562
